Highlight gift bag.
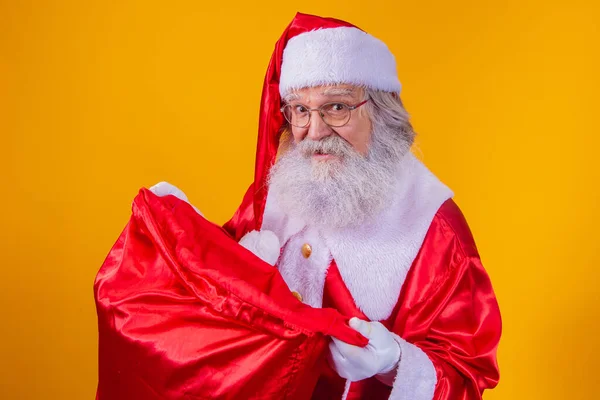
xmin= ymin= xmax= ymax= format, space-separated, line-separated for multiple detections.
xmin=94 ymin=188 xmax=366 ymax=400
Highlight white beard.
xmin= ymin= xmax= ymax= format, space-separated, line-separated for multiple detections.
xmin=267 ymin=125 xmax=410 ymax=230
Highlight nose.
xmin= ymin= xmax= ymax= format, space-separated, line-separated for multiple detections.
xmin=305 ymin=111 xmax=334 ymax=141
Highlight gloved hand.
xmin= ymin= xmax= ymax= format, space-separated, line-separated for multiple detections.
xmin=239 ymin=230 xmax=280 ymax=266
xmin=149 ymin=181 xmax=203 ymax=216
xmin=327 ymin=317 xmax=401 ymax=382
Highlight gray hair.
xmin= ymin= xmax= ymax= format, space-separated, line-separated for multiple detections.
xmin=363 ymin=88 xmax=415 ymax=155
xmin=350 ymin=88 xmax=416 ymax=166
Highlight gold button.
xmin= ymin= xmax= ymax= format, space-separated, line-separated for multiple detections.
xmin=301 ymin=243 xmax=312 ymax=258
xmin=291 ymin=291 xmax=303 ymax=302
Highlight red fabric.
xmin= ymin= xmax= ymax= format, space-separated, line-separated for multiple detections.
xmin=393 ymin=200 xmax=501 ymax=400
xmin=94 ymin=189 xmax=367 ymax=400
xmin=309 ymin=200 xmax=501 ymax=399
xmin=225 ymin=195 xmax=502 ymax=399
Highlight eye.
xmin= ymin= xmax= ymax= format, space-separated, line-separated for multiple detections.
xmin=323 ymin=103 xmax=347 ymax=114
xmin=293 ymin=104 xmax=308 ymax=114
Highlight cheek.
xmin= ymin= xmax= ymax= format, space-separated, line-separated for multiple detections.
xmin=291 ymin=126 xmax=306 ymax=143
xmin=345 ymin=120 xmax=372 ymax=155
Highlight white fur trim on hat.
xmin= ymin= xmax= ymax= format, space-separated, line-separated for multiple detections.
xmin=279 ymin=27 xmax=401 ymax=96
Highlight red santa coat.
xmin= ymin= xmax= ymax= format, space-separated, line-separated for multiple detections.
xmin=224 ymin=153 xmax=501 ymax=400
xmin=314 ymin=197 xmax=502 ymax=400
xmin=220 ymin=13 xmax=501 ymax=398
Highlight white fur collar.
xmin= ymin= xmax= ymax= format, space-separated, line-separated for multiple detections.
xmin=261 ymin=152 xmax=453 ymax=321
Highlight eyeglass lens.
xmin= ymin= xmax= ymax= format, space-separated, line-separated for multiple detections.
xmin=283 ymin=103 xmax=351 ymax=128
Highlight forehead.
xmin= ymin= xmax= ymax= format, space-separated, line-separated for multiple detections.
xmin=285 ymin=84 xmax=362 ymax=103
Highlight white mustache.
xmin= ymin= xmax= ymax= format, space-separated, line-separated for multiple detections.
xmin=296 ymin=135 xmax=355 ymax=158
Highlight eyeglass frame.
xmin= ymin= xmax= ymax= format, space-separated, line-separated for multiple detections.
xmin=280 ymin=98 xmax=370 ymax=128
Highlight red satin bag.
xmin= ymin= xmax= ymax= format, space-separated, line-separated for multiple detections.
xmin=94 ymin=189 xmax=367 ymax=400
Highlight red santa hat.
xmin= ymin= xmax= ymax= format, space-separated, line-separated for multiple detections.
xmin=229 ymin=13 xmax=401 ymax=236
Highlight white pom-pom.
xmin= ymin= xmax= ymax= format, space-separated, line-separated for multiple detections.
xmin=239 ymin=230 xmax=281 ymax=266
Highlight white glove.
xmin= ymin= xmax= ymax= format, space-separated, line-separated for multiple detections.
xmin=149 ymin=181 xmax=203 ymax=216
xmin=239 ymin=230 xmax=280 ymax=266
xmin=328 ymin=317 xmax=401 ymax=382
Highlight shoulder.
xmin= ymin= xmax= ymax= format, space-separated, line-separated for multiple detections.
xmin=427 ymin=198 xmax=480 ymax=260
xmin=401 ymin=199 xmax=483 ymax=305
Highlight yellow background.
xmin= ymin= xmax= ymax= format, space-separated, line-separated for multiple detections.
xmin=1 ymin=0 xmax=598 ymax=399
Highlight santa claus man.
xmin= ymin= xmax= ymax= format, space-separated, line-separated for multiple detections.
xmin=152 ymin=12 xmax=500 ymax=400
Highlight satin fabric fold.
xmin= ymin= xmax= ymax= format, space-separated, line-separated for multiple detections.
xmin=95 ymin=189 xmax=367 ymax=400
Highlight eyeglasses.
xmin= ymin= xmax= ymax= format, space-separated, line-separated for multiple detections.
xmin=280 ymin=99 xmax=369 ymax=128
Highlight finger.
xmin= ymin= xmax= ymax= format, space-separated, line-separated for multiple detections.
xmin=328 ymin=341 xmax=348 ymax=369
xmin=328 ymin=340 xmax=346 ymax=362
xmin=150 ymin=182 xmax=188 ymax=201
xmin=328 ymin=342 xmax=353 ymax=379
xmin=331 ymin=336 xmax=363 ymax=359
xmin=349 ymin=317 xmax=372 ymax=338
xmin=364 ymin=321 xmax=394 ymax=348
xmin=149 ymin=182 xmax=167 ymax=195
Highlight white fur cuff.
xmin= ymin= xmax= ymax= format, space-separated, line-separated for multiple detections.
xmin=388 ymin=334 xmax=437 ymax=400
xmin=239 ymin=230 xmax=281 ymax=266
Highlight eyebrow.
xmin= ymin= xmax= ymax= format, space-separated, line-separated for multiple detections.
xmin=283 ymin=92 xmax=301 ymax=103
xmin=321 ymin=87 xmax=355 ymax=97
xmin=283 ymin=87 xmax=356 ymax=104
